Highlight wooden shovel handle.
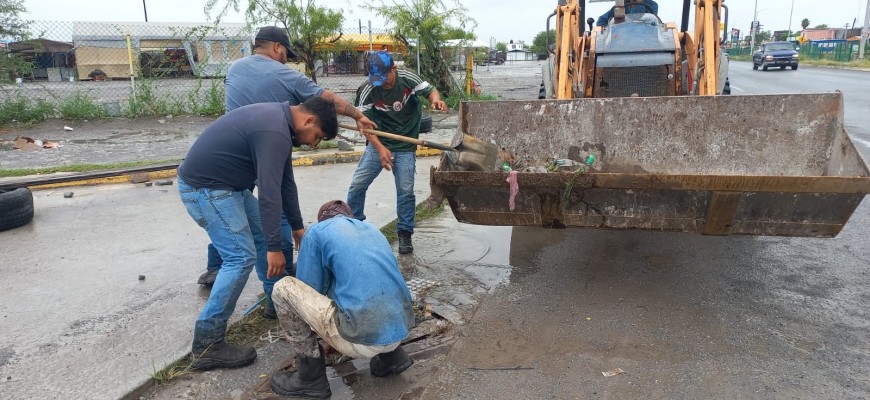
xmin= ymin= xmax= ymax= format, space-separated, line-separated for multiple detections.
xmin=338 ymin=123 xmax=454 ymax=152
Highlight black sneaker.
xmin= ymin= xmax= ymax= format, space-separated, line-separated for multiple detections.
xmin=197 ymin=269 xmax=218 ymax=286
xmin=191 ymin=341 xmax=257 ymax=370
xmin=397 ymin=230 xmax=413 ymax=255
xmin=370 ymin=346 xmax=413 ymax=377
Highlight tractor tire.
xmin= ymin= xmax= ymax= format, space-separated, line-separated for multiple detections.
xmin=0 ymin=187 xmax=34 ymax=232
xmin=420 ymin=114 xmax=433 ymax=133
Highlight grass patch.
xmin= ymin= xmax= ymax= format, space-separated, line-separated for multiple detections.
xmin=0 ymin=159 xmax=182 ymax=178
xmin=150 ymin=356 xmax=194 ymax=383
xmin=189 ymin=79 xmax=226 ymax=116
xmin=149 ymin=301 xmax=277 ymax=385
xmin=0 ymin=95 xmax=56 ymax=125
xmin=58 ymin=91 xmax=108 ymax=120
xmin=800 ymin=58 xmax=870 ymax=68
xmin=380 ymin=200 xmax=447 ymax=244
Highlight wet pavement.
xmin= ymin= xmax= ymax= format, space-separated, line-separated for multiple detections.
xmin=0 ymin=159 xmax=437 ymax=399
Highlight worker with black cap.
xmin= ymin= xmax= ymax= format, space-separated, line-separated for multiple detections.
xmin=199 ymin=26 xmax=386 ymax=322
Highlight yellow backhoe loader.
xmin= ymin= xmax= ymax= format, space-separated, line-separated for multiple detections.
xmin=430 ymin=0 xmax=870 ymax=237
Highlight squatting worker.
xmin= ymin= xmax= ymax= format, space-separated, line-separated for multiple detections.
xmin=199 ymin=26 xmax=378 ymax=321
xmin=268 ymin=200 xmax=415 ymax=398
xmin=347 ymin=51 xmax=447 ymax=255
xmin=177 ymin=97 xmax=338 ymax=370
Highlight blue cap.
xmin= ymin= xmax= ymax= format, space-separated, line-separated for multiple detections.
xmin=366 ymin=51 xmax=393 ymax=87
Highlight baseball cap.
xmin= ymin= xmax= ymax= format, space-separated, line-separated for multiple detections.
xmin=317 ymin=200 xmax=353 ymax=222
xmin=255 ymin=26 xmax=298 ymax=59
xmin=366 ymin=51 xmax=394 ymax=87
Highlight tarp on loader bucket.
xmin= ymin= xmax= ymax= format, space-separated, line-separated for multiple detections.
xmin=431 ymin=93 xmax=870 ymax=237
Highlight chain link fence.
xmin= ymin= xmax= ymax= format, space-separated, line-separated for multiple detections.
xmin=0 ymin=20 xmax=544 ymax=123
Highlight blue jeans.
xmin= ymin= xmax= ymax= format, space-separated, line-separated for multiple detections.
xmin=178 ymin=177 xmax=276 ymax=350
xmin=347 ymin=145 xmax=416 ymax=233
xmin=206 ymin=214 xmax=295 ymax=278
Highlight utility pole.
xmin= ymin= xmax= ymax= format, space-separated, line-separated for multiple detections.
xmin=861 ymin=0 xmax=870 ymax=59
xmin=787 ymin=0 xmax=795 ymax=39
xmin=142 ymin=0 xmax=148 ymax=22
xmin=750 ymin=0 xmax=758 ymax=50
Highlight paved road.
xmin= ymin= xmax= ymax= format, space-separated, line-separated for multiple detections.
xmin=421 ymin=65 xmax=870 ymax=399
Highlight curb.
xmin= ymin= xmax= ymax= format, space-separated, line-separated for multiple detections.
xmin=22 ymin=147 xmax=444 ymax=191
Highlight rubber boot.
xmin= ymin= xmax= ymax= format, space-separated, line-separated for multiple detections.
xmin=270 ymin=352 xmax=331 ymax=399
xmin=191 ymin=341 xmax=257 ymax=370
xmin=370 ymin=346 xmax=413 ymax=377
xmin=197 ymin=269 xmax=218 ymax=286
xmin=398 ymin=230 xmax=413 ymax=255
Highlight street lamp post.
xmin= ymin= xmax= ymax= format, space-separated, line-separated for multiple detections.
xmin=861 ymin=0 xmax=870 ymax=59
xmin=750 ymin=0 xmax=758 ymax=50
xmin=142 ymin=0 xmax=148 ymax=22
xmin=787 ymin=0 xmax=795 ymax=40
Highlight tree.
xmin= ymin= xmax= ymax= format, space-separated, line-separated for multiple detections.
xmin=812 ymin=24 xmax=829 ymax=29
xmin=365 ymin=0 xmax=476 ymax=97
xmin=496 ymin=42 xmax=507 ymax=52
xmin=206 ymin=0 xmax=344 ymax=82
xmin=0 ymin=0 xmax=26 ymax=40
xmin=530 ymin=30 xmax=556 ymax=54
xmin=443 ymin=26 xmax=474 ymax=40
xmin=800 ymin=18 xmax=810 ymax=30
xmin=755 ymin=30 xmax=772 ymax=43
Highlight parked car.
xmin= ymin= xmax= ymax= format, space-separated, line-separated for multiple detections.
xmin=752 ymin=41 xmax=799 ymax=71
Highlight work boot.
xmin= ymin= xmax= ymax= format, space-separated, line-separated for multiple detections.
xmin=270 ymin=353 xmax=331 ymax=399
xmin=370 ymin=346 xmax=413 ymax=377
xmin=262 ymin=304 xmax=277 ymax=320
xmin=197 ymin=269 xmax=218 ymax=286
xmin=397 ymin=230 xmax=413 ymax=255
xmin=191 ymin=341 xmax=257 ymax=370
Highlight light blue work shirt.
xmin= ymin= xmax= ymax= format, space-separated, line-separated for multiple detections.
xmin=296 ymin=215 xmax=415 ymax=345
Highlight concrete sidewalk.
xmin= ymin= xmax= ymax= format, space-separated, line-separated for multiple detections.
xmin=0 ymin=158 xmax=439 ymax=399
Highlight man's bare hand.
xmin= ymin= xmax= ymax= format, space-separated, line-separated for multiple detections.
xmin=292 ymin=228 xmax=305 ymax=250
xmin=378 ymin=148 xmax=394 ymax=171
xmin=356 ymin=115 xmax=377 ymax=133
xmin=430 ymin=99 xmax=447 ymax=112
xmin=267 ymin=251 xmax=286 ymax=279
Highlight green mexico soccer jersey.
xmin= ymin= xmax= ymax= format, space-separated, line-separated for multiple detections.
xmin=355 ymin=70 xmax=434 ymax=153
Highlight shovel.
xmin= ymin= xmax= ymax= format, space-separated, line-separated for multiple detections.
xmin=338 ymin=123 xmax=498 ymax=171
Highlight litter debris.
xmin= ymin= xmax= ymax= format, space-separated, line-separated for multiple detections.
xmin=42 ymin=141 xmax=61 ymax=149
xmin=130 ymin=172 xmax=150 ymax=184
xmin=157 ymin=119 xmax=166 ymax=124
xmin=423 ymin=304 xmax=433 ymax=318
xmin=63 ymin=192 xmax=74 ymax=198
xmin=337 ymin=140 xmax=354 ymax=151
xmin=138 ymin=275 xmax=146 ymax=281
xmin=602 ymin=367 xmax=625 ymax=377
xmin=12 ymin=136 xmax=40 ymax=151
xmin=155 ymin=180 xmax=173 ymax=186
xmin=506 ymin=170 xmax=519 ymax=211
xmin=63 ymin=126 xmax=74 ymax=131
xmin=144 ymin=182 xmax=153 ymax=187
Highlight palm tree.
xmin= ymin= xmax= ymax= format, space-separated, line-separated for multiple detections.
xmin=800 ymin=18 xmax=810 ymax=30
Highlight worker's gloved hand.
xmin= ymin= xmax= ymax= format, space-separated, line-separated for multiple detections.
xmin=379 ymin=148 xmax=394 ymax=171
xmin=292 ymin=228 xmax=305 ymax=250
xmin=266 ymin=251 xmax=286 ymax=279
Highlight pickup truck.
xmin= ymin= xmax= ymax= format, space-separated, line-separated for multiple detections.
xmin=752 ymin=41 xmax=799 ymax=71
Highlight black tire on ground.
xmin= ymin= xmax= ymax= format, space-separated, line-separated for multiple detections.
xmin=780 ymin=66 xmax=786 ymax=70
xmin=0 ymin=187 xmax=34 ymax=232
xmin=752 ymin=63 xmax=758 ymax=70
xmin=792 ymin=65 xmax=798 ymax=70
xmin=420 ymin=113 xmax=433 ymax=133
xmin=763 ymin=66 xmax=768 ymax=71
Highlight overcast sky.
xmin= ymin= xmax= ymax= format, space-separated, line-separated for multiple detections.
xmin=22 ymin=0 xmax=870 ymax=44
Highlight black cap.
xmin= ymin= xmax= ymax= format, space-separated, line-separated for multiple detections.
xmin=255 ymin=26 xmax=298 ymax=59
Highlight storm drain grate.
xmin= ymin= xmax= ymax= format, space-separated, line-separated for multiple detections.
xmin=406 ymin=278 xmax=439 ymax=301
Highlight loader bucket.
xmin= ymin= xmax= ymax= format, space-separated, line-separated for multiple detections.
xmin=431 ymin=93 xmax=870 ymax=237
